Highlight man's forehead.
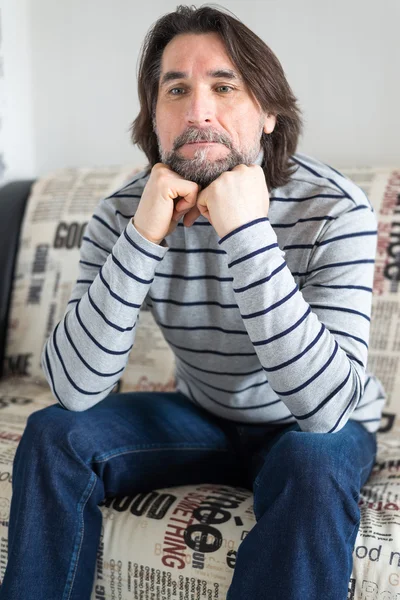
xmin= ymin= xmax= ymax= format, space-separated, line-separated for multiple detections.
xmin=158 ymin=33 xmax=242 ymax=86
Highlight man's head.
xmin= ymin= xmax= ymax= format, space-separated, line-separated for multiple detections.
xmin=130 ymin=5 xmax=303 ymax=191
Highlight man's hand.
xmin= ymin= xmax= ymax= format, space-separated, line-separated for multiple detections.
xmin=179 ymin=164 xmax=270 ymax=238
xmin=133 ymin=163 xmax=202 ymax=244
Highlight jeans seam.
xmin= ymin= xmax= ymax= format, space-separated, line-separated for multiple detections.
xmin=62 ymin=471 xmax=97 ymax=600
xmin=87 ymin=445 xmax=231 ymax=465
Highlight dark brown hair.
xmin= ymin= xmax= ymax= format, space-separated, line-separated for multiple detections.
xmin=129 ymin=4 xmax=304 ymax=191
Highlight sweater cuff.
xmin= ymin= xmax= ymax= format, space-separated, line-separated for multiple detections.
xmin=218 ymin=217 xmax=283 ymax=264
xmin=126 ymin=218 xmax=170 ymax=256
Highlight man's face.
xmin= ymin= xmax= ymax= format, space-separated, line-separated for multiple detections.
xmin=153 ymin=32 xmax=276 ymax=189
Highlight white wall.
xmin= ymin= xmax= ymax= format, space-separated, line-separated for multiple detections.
xmin=1 ymin=0 xmax=400 ymax=183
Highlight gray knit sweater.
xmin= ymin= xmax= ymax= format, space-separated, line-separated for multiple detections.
xmin=41 ymin=151 xmax=386 ymax=433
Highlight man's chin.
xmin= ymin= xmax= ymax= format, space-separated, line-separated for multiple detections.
xmin=163 ymin=154 xmax=237 ymax=188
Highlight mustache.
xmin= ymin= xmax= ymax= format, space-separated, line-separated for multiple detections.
xmin=174 ymin=129 xmax=231 ymax=149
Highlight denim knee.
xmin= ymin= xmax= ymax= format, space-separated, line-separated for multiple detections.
xmin=252 ymin=429 xmax=360 ymax=520
xmin=21 ymin=403 xmax=86 ymax=454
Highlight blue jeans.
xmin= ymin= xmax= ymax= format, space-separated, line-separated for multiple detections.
xmin=0 ymin=391 xmax=377 ymax=600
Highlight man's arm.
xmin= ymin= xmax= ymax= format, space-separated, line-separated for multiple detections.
xmin=41 ymin=194 xmax=169 ymax=411
xmin=218 ymin=198 xmax=377 ymax=434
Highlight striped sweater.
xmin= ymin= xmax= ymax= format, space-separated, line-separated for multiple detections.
xmin=41 ymin=151 xmax=386 ymax=433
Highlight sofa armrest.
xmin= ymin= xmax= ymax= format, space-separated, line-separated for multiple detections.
xmin=0 ymin=180 xmax=35 ymax=379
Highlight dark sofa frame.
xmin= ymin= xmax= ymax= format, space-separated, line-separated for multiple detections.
xmin=0 ymin=180 xmax=35 ymax=379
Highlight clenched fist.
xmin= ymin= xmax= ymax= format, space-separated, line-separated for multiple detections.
xmin=133 ymin=163 xmax=202 ymax=245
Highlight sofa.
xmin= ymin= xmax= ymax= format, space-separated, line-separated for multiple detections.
xmin=0 ymin=162 xmax=399 ymax=599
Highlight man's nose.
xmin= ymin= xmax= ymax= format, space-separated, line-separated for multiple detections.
xmin=186 ymin=88 xmax=215 ymax=125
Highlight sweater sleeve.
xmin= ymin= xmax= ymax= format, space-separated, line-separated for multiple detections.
xmin=40 ymin=196 xmax=169 ymax=411
xmin=217 ymin=202 xmax=378 ymax=433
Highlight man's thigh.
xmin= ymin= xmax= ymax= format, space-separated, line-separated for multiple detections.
xmin=28 ymin=391 xmax=246 ymax=496
xmin=235 ymin=419 xmax=377 ymax=491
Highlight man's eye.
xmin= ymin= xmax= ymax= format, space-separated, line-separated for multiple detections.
xmin=168 ymin=86 xmax=234 ymax=95
xmin=216 ymin=86 xmax=233 ymax=93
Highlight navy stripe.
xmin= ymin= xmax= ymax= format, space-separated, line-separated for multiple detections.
xmin=99 ymin=268 xmax=141 ymax=308
xmin=294 ymin=364 xmax=352 ymax=421
xmin=263 ymin=324 xmax=325 ymax=372
xmin=177 ymin=354 xmax=263 ymax=377
xmin=328 ymin=329 xmax=368 ymax=349
xmin=233 ymin=261 xmax=286 ymax=293
xmin=178 ymin=363 xmax=268 ymax=394
xmin=149 ymin=296 xmax=238 ymax=308
xmin=104 ymin=172 xmax=148 ymax=199
xmin=242 ymin=284 xmax=298 ymax=320
xmin=292 ymin=258 xmax=375 ymax=277
xmin=356 ymin=397 xmax=386 ymax=410
xmin=124 ymin=227 xmax=164 ymax=261
xmin=168 ymin=247 xmax=225 ymax=254
xmin=53 ymin=322 xmax=117 ymax=396
xmin=290 ymin=156 xmax=356 ymax=204
xmin=253 ymin=306 xmax=311 ymax=346
xmin=82 ymin=236 xmax=110 ymax=254
xmin=276 ymin=341 xmax=339 ymax=396
xmin=218 ymin=217 xmax=269 ymax=243
xmin=284 ymin=230 xmax=377 ymax=251
xmin=153 ymin=317 xmax=248 ymax=335
xmin=348 ymin=205 xmax=370 ymax=213
xmin=307 ymin=284 xmax=372 ymax=292
xmin=112 ymin=193 xmax=141 ymax=199
xmin=167 ymin=338 xmax=256 ymax=357
xmin=111 ymin=253 xmax=154 ymax=284
xmin=177 ymin=220 xmax=211 ymax=227
xmin=317 ymin=230 xmax=377 ymax=247
xmin=92 ymin=214 xmax=120 ymax=237
xmin=273 ymin=216 xmax=336 ymax=228
xmin=329 ymin=386 xmax=358 ymax=433
xmin=188 ymin=380 xmax=282 ymax=410
xmin=155 ymin=272 xmax=233 ymax=282
xmin=75 ymin=300 xmax=133 ymax=355
xmin=270 ymin=193 xmax=346 ymax=203
xmin=64 ymin=311 xmax=125 ymax=377
xmin=323 ymin=162 xmax=347 ymax=179
xmin=346 ymin=353 xmax=364 ymax=368
xmin=115 ymin=210 xmax=134 ymax=219
xmin=309 ymin=303 xmax=370 ymax=322
xmin=79 ymin=259 xmax=103 ymax=268
xmin=87 ymin=286 xmax=136 ymax=332
xmin=228 ymin=243 xmax=278 ymax=268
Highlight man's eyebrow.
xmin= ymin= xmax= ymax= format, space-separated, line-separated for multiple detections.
xmin=160 ymin=69 xmax=241 ymax=87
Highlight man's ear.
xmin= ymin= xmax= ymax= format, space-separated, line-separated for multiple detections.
xmin=264 ymin=114 xmax=277 ymax=135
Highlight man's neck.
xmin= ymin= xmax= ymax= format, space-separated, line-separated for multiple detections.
xmin=254 ymin=148 xmax=264 ymax=166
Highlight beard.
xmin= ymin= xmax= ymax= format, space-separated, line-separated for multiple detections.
xmin=152 ymin=115 xmax=265 ymax=189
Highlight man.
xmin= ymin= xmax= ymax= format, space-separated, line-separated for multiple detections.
xmin=0 ymin=5 xmax=384 ymax=600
